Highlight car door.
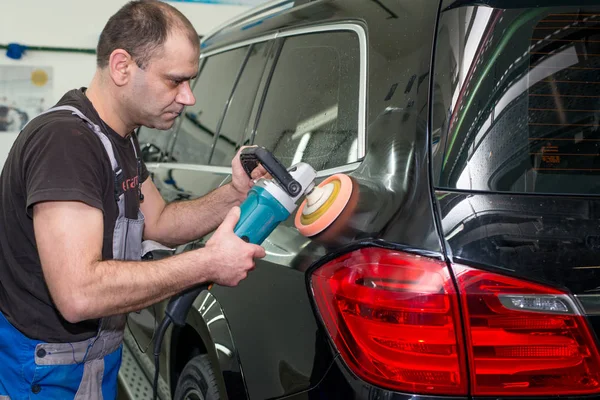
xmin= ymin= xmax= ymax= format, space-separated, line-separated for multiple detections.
xmin=125 ymin=41 xmax=273 ymax=384
xmin=208 ymin=26 xmax=366 ymax=399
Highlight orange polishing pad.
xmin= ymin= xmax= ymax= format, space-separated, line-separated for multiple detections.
xmin=295 ymin=174 xmax=353 ymax=237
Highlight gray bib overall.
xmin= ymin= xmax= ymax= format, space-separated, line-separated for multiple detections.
xmin=0 ymin=105 xmax=146 ymax=400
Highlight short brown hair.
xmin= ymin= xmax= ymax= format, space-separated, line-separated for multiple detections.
xmin=96 ymin=0 xmax=199 ymax=69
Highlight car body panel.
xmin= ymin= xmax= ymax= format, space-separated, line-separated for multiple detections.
xmin=437 ymin=191 xmax=600 ymax=296
xmin=125 ymin=0 xmax=600 ymax=399
xmin=131 ymin=0 xmax=444 ymax=398
xmin=197 ymin=1 xmax=442 ymax=399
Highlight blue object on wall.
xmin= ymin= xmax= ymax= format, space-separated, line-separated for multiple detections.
xmin=6 ymin=43 xmax=26 ymax=60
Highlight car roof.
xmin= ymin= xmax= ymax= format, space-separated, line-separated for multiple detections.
xmin=200 ymin=0 xmax=432 ymax=60
xmin=201 ymin=0 xmax=296 ymax=47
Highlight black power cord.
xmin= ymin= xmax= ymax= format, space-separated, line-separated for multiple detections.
xmin=152 ymin=316 xmax=172 ymax=400
xmin=152 ymin=284 xmax=210 ymax=400
xmin=126 ymin=304 xmax=157 ymax=354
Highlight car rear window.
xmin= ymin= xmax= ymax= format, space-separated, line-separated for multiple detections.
xmin=432 ymin=4 xmax=600 ymax=195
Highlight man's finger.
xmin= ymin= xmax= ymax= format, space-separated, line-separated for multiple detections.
xmin=252 ymin=245 xmax=266 ymax=259
xmin=250 ymin=165 xmax=269 ymax=180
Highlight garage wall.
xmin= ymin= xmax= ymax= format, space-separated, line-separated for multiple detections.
xmin=0 ymin=52 xmax=96 ymax=165
xmin=0 ymin=0 xmax=255 ymax=165
xmin=0 ymin=0 xmax=251 ymax=48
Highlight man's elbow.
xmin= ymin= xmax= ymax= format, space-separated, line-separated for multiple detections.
xmin=142 ymin=224 xmax=161 ymax=243
xmin=143 ymin=226 xmax=178 ymax=248
xmin=55 ymin=292 xmax=92 ymax=324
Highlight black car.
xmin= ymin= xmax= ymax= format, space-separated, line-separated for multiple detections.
xmin=120 ymin=0 xmax=600 ymax=399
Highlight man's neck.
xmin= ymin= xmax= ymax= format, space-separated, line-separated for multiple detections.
xmin=85 ymin=79 xmax=132 ymax=138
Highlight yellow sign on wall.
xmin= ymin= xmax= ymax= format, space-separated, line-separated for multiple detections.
xmin=0 ymin=65 xmax=53 ymax=132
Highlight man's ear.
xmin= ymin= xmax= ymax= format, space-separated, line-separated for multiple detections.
xmin=108 ymin=49 xmax=134 ymax=87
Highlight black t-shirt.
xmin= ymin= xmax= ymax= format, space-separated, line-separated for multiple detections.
xmin=0 ymin=88 xmax=149 ymax=342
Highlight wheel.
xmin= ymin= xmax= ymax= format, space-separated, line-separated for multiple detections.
xmin=173 ymin=355 xmax=220 ymax=400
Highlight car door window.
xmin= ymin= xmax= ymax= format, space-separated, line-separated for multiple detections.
xmin=172 ymin=47 xmax=248 ymax=164
xmin=253 ymin=31 xmax=361 ymax=170
xmin=210 ymin=42 xmax=271 ymax=166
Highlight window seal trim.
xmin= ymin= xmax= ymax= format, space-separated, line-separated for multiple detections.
xmin=201 ymin=23 xmax=368 ymax=161
xmin=145 ymin=161 xmax=362 ymax=179
xmin=315 ymin=162 xmax=362 ymax=178
xmin=201 ymin=33 xmax=279 ymax=58
xmin=145 ymin=163 xmax=233 ymax=175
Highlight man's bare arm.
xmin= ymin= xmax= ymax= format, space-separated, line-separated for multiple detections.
xmin=140 ymin=179 xmax=242 ymax=246
xmin=34 ymin=201 xmax=264 ymax=323
xmin=140 ymin=146 xmax=269 ymax=247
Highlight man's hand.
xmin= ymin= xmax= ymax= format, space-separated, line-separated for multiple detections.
xmin=203 ymin=206 xmax=266 ymax=286
xmin=231 ymin=146 xmax=269 ymax=200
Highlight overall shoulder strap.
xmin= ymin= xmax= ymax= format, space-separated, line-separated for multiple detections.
xmin=37 ymin=105 xmax=124 ymax=200
xmin=38 ymin=105 xmax=119 ymax=171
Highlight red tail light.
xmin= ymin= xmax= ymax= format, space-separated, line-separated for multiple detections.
xmin=454 ymin=264 xmax=600 ymax=396
xmin=311 ymin=247 xmax=468 ymax=395
xmin=311 ymin=247 xmax=600 ymax=396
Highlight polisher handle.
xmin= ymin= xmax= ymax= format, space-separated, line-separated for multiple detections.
xmin=240 ymin=146 xmax=302 ymax=197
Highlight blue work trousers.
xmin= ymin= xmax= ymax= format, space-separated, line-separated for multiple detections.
xmin=0 ymin=311 xmax=121 ymax=400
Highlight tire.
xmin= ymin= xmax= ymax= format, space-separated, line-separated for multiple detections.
xmin=173 ymin=355 xmax=220 ymax=400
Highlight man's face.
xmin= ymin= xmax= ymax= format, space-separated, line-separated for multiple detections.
xmin=128 ymin=31 xmax=199 ymax=130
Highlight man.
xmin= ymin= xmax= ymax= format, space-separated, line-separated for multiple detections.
xmin=0 ymin=1 xmax=266 ymax=399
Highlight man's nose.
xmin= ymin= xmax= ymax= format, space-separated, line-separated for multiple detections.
xmin=176 ymin=81 xmax=195 ymax=106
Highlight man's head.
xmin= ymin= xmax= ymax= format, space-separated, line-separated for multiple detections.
xmin=94 ymin=0 xmax=200 ymax=132
xmin=97 ymin=0 xmax=199 ymax=70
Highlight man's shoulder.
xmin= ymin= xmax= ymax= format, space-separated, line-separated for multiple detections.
xmin=26 ymin=89 xmax=94 ymax=135
xmin=29 ymin=106 xmax=89 ymax=127
xmin=16 ymin=109 xmax=111 ymax=174
xmin=24 ymin=109 xmax=102 ymax=147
